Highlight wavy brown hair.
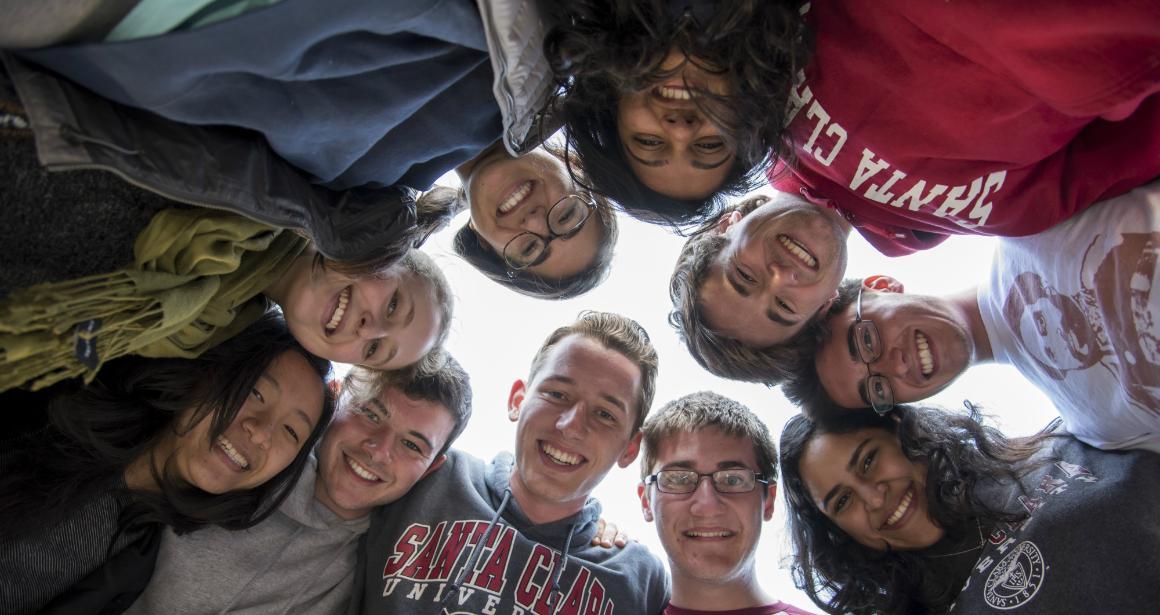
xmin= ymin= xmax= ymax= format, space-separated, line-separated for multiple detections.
xmin=542 ymin=0 xmax=811 ymax=228
xmin=779 ymin=404 xmax=1062 ymax=614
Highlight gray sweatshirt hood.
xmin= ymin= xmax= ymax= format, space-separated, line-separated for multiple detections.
xmin=483 ymin=452 xmax=602 ymax=548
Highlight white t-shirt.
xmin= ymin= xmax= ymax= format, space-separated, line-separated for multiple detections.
xmin=978 ymin=180 xmax=1160 ymax=453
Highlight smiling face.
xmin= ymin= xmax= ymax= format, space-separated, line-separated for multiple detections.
xmin=815 ymin=290 xmax=974 ymax=409
xmin=464 ymin=146 xmax=604 ymax=281
xmin=799 ymin=428 xmax=943 ymax=551
xmin=617 ymin=48 xmax=736 ymax=200
xmin=313 ymin=385 xmax=454 ymax=520
xmin=168 ymin=351 xmax=326 ymax=494
xmin=698 ymin=195 xmax=849 ymax=347
xmin=270 ymin=254 xmax=441 ymax=368
xmin=639 ymin=428 xmax=774 ymax=587
xmin=508 ymin=334 xmax=643 ymax=523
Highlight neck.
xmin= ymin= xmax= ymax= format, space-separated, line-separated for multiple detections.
xmin=822 ymin=204 xmax=854 ymax=235
xmin=948 ymin=286 xmax=993 ymax=362
xmin=313 ymin=480 xmax=371 ymax=521
xmin=264 ymin=250 xmax=313 ymax=306
xmin=123 ymin=434 xmax=176 ymax=492
xmin=507 ymin=466 xmax=586 ymax=525
xmin=669 ymin=566 xmax=774 ymax=611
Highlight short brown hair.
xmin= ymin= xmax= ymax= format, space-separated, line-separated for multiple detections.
xmin=342 ymin=350 xmax=473 ymax=457
xmin=669 ymin=202 xmax=857 ymax=383
xmin=528 ymin=311 xmax=658 ymax=431
xmin=639 ymin=391 xmax=777 ymax=483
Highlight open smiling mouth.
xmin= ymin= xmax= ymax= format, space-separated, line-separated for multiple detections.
xmin=217 ymin=435 xmax=250 ymax=470
xmin=540 ymin=441 xmax=585 ymax=467
xmin=684 ymin=529 xmax=735 ymax=539
xmin=777 ymin=234 xmax=819 ymax=269
xmin=345 ymin=453 xmax=381 ymax=482
xmin=497 ymin=180 xmax=533 ymax=217
xmin=915 ymin=331 xmax=935 ymax=378
xmin=324 ymin=286 xmax=351 ymax=336
xmin=883 ymin=485 xmax=914 ymax=529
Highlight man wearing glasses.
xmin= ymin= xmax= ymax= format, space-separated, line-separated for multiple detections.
xmin=786 ymin=179 xmax=1160 ymax=454
xmin=638 ymin=392 xmax=814 ymax=615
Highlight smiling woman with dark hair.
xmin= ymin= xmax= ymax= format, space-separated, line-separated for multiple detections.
xmin=0 ymin=312 xmax=336 ymax=614
xmin=542 ymin=0 xmax=809 ymax=228
xmin=780 ymin=404 xmax=1160 ymax=615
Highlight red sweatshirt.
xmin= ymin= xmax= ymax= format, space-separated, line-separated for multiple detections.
xmin=771 ymin=0 xmax=1160 ymax=255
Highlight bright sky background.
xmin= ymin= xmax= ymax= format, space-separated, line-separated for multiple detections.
xmin=354 ymin=173 xmax=1062 ymax=608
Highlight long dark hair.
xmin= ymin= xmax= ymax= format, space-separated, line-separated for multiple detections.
xmin=542 ymin=0 xmax=810 ymax=228
xmin=0 ymin=311 xmax=336 ymax=539
xmin=779 ymin=405 xmax=1062 ymax=614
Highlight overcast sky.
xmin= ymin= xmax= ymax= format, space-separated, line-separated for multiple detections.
xmin=349 ymin=173 xmax=1061 ymax=607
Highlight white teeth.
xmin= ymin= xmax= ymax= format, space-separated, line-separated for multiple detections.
xmin=658 ymin=86 xmax=692 ymax=100
xmin=685 ymin=530 xmax=732 ymax=538
xmin=217 ymin=436 xmax=249 ymax=469
xmin=325 ymin=286 xmax=350 ymax=333
xmin=498 ymin=181 xmax=532 ymax=214
xmin=916 ymin=332 xmax=934 ymax=377
xmin=885 ymin=488 xmax=913 ymax=527
xmin=777 ymin=235 xmax=818 ymax=269
xmin=346 ymin=455 xmax=379 ymax=481
xmin=541 ymin=443 xmax=582 ymax=466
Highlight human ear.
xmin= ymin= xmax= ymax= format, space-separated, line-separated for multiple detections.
xmin=617 ymin=431 xmax=643 ymax=467
xmin=713 ymin=209 xmax=743 ymax=234
xmin=637 ymin=482 xmax=655 ymax=523
xmin=421 ymin=455 xmax=447 ymax=479
xmin=763 ymin=483 xmax=777 ymax=521
xmin=863 ymin=275 xmax=904 ymax=294
xmin=507 ymin=379 xmax=527 ymax=422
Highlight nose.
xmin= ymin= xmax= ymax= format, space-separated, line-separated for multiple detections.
xmin=662 ymin=110 xmax=700 ymax=140
xmin=688 ymin=476 xmax=727 ymax=514
xmin=356 ymin=311 xmax=388 ymax=340
xmin=520 ymin=203 xmax=550 ymax=235
xmin=873 ymin=344 xmax=909 ymax=379
xmin=242 ymin=415 xmax=274 ymax=450
xmin=363 ymin=426 xmax=394 ymax=464
xmin=555 ymin=403 xmax=588 ymax=440
xmin=856 ymin=480 xmax=887 ymax=511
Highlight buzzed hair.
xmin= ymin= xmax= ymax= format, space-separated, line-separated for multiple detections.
xmin=528 ymin=311 xmax=658 ymax=432
xmin=342 ymin=349 xmax=472 ymax=457
xmin=639 ymin=391 xmax=777 ymax=484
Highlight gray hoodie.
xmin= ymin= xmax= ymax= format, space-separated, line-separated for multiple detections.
xmin=126 ymin=455 xmax=369 ymax=615
xmin=355 ymin=450 xmax=669 ymax=614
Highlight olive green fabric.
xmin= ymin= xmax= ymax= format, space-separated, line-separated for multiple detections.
xmin=0 ymin=207 xmax=307 ymax=391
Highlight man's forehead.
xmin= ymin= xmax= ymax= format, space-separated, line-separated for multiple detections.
xmin=654 ymin=427 xmax=759 ymax=469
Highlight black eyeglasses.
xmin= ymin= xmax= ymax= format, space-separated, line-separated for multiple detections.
xmin=645 ymin=469 xmax=768 ymax=495
xmin=501 ymin=194 xmax=596 ymax=270
xmin=852 ymin=285 xmax=894 ymax=415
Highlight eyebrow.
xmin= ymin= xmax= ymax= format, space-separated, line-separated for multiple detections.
xmin=820 ymin=437 xmax=871 ymax=511
xmin=661 ymin=460 xmax=749 ymax=471
xmin=692 ymin=156 xmax=731 ymax=170
xmin=296 ymin=408 xmax=315 ymax=430
xmin=408 ymin=430 xmax=435 ymax=453
xmin=845 ymin=326 xmax=873 ymax=406
xmin=542 ymin=376 xmax=629 ymax=414
xmin=766 ymin=308 xmax=796 ymax=327
xmin=367 ymin=397 xmax=390 ymax=417
xmin=260 ymin=373 xmax=282 ymax=393
xmin=625 ymin=149 xmax=667 ymax=168
xmin=725 ymin=270 xmax=750 ymax=298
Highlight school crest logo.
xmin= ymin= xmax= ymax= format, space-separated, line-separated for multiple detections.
xmin=983 ymin=541 xmax=1045 ymax=609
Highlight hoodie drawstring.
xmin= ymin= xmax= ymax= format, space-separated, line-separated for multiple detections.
xmin=545 ymin=522 xmax=577 ymax=615
xmin=438 ymin=488 xmax=512 ymax=613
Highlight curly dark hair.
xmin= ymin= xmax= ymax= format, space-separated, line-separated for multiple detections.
xmin=542 ymin=0 xmax=811 ymax=228
xmin=779 ymin=405 xmax=1062 ymax=614
xmin=0 ymin=311 xmax=336 ymax=539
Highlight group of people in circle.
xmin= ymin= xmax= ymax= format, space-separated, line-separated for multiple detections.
xmin=2 ymin=1 xmax=1159 ymax=614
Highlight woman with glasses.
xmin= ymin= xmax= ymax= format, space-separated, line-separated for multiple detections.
xmin=779 ymin=403 xmax=1160 ymax=615
xmin=415 ymin=143 xmax=619 ymax=299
